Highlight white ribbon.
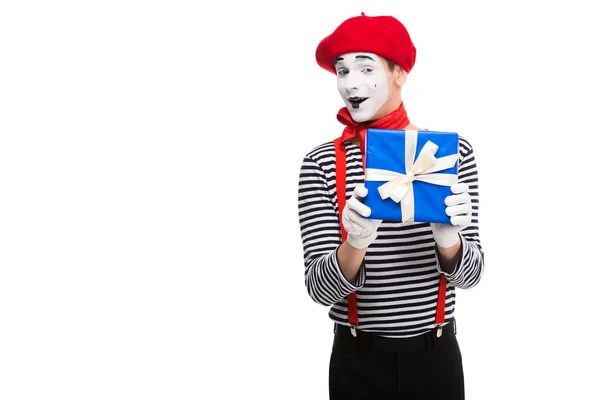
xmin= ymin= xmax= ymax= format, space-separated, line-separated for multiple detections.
xmin=365 ymin=130 xmax=458 ymax=222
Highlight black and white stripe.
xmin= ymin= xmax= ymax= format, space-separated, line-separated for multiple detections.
xmin=297 ymin=137 xmax=484 ymax=338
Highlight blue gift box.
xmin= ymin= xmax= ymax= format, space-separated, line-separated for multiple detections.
xmin=363 ymin=128 xmax=459 ymax=223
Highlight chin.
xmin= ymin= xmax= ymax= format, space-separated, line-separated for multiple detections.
xmin=346 ymin=107 xmax=375 ymax=123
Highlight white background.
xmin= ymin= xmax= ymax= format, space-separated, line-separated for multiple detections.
xmin=1 ymin=1 xmax=599 ymax=399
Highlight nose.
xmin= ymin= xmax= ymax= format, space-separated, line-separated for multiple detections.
xmin=344 ymin=72 xmax=361 ymax=94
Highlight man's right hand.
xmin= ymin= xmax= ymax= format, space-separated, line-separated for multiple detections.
xmin=342 ymin=184 xmax=382 ymax=249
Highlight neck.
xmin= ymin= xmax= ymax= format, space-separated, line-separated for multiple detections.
xmin=346 ymin=102 xmax=420 ymax=146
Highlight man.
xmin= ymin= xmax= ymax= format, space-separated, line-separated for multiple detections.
xmin=297 ymin=13 xmax=485 ymax=399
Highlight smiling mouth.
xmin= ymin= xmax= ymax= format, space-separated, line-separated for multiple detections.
xmin=348 ymin=97 xmax=368 ymax=109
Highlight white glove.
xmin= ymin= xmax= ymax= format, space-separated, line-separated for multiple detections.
xmin=342 ymin=184 xmax=382 ymax=249
xmin=431 ymin=183 xmax=472 ymax=248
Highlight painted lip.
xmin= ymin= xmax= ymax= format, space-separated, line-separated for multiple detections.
xmin=347 ymin=96 xmax=368 ymax=105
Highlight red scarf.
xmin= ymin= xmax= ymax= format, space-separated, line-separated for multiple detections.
xmin=336 ymin=103 xmax=411 ymax=157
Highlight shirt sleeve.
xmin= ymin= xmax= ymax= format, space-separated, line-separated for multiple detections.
xmin=298 ymin=155 xmax=366 ymax=306
xmin=435 ymin=142 xmax=485 ymax=289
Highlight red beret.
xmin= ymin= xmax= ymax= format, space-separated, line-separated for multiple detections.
xmin=315 ymin=12 xmax=416 ymax=75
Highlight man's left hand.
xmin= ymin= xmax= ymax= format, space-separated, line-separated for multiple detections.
xmin=430 ymin=183 xmax=472 ymax=248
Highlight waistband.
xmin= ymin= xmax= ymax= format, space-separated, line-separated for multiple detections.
xmin=333 ymin=318 xmax=457 ymax=353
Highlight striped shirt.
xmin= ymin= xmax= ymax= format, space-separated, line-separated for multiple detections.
xmin=297 ymin=136 xmax=484 ymax=338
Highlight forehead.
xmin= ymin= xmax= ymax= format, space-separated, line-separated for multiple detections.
xmin=334 ymin=52 xmax=381 ymax=64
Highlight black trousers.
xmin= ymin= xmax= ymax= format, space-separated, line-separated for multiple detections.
xmin=329 ymin=319 xmax=464 ymax=400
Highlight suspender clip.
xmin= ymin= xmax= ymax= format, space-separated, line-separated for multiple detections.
xmin=350 ymin=324 xmax=357 ymax=337
xmin=436 ymin=324 xmax=443 ymax=338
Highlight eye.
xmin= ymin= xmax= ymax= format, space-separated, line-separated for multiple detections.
xmin=362 ymin=67 xmax=373 ymax=73
xmin=337 ymin=69 xmax=349 ymax=76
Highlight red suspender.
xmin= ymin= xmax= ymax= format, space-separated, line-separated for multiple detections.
xmin=333 ymin=137 xmax=448 ymax=337
xmin=333 ymin=138 xmax=359 ymax=333
xmin=435 ymin=275 xmax=448 ymax=337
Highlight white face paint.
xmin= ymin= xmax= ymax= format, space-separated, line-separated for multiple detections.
xmin=335 ymin=52 xmax=389 ymax=122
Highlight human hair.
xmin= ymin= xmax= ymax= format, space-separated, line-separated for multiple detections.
xmin=382 ymin=57 xmax=403 ymax=73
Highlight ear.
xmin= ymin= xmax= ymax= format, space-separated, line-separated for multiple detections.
xmin=394 ymin=66 xmax=408 ymax=87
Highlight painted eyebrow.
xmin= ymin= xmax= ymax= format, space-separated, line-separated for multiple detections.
xmin=355 ymin=55 xmax=375 ymax=61
xmin=334 ymin=55 xmax=375 ymax=64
